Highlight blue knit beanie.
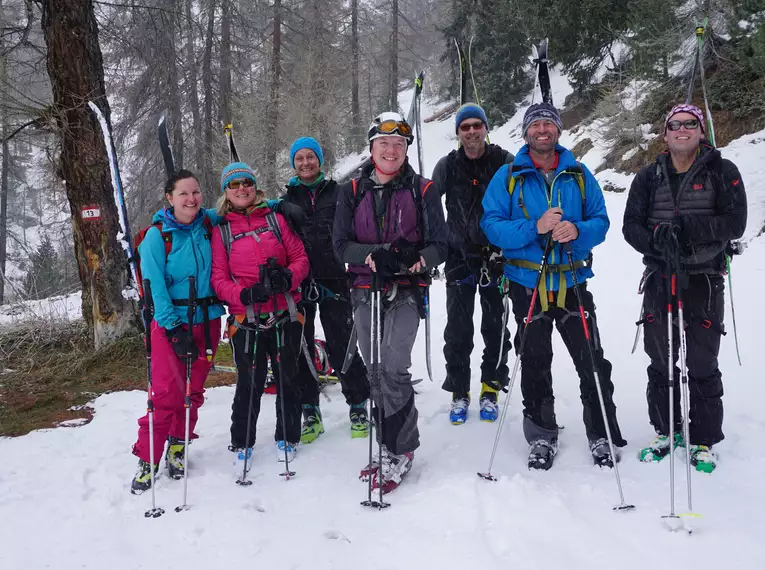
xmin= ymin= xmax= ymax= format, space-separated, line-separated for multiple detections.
xmin=290 ymin=137 xmax=324 ymax=168
xmin=220 ymin=162 xmax=257 ymax=193
xmin=455 ymin=103 xmax=489 ymax=133
xmin=522 ymin=103 xmax=563 ymax=137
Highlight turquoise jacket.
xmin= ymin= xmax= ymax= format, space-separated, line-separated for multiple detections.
xmin=480 ymin=144 xmax=609 ymax=291
xmin=138 ymin=207 xmax=225 ymax=329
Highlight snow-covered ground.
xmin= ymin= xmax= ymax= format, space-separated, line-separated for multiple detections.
xmin=2 ymin=69 xmax=764 ymax=569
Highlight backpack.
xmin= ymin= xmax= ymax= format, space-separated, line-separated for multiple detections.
xmin=218 ymin=209 xmax=283 ymax=257
xmin=133 ymin=215 xmax=214 ymax=299
xmin=507 ymin=161 xmax=586 ymax=219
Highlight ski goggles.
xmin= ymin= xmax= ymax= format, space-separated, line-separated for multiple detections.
xmin=375 ymin=119 xmax=412 ymax=137
xmin=666 ymin=119 xmax=700 ymax=131
xmin=227 ymin=178 xmax=255 ymax=190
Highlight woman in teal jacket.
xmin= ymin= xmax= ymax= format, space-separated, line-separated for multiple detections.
xmin=131 ymin=169 xmax=225 ymax=494
xmin=480 ymin=102 xmax=625 ymax=471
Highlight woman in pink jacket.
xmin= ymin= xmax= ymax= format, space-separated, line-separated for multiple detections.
xmin=211 ymin=162 xmax=310 ymax=465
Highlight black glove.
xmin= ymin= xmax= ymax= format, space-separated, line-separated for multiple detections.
xmin=267 ymin=260 xmax=293 ymax=293
xmin=391 ymin=237 xmax=421 ymax=269
xmin=652 ymin=220 xmax=682 ymax=253
xmin=165 ymin=326 xmax=199 ymax=360
xmin=272 ymin=200 xmax=306 ymax=231
xmin=487 ymin=250 xmax=505 ymax=278
xmin=370 ymin=247 xmax=400 ymax=277
xmin=240 ymin=282 xmax=270 ymax=305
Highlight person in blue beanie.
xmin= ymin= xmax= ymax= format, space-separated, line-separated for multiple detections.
xmin=481 ymin=102 xmax=626 ymax=471
xmin=280 ymin=136 xmax=371 ymax=442
xmin=431 ymin=103 xmax=515 ymax=426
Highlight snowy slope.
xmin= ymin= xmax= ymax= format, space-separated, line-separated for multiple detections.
xmin=2 ymin=70 xmax=765 ymax=569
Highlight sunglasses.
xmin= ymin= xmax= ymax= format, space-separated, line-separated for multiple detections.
xmin=228 ymin=179 xmax=255 ymax=190
xmin=667 ymin=119 xmax=700 ymax=131
xmin=459 ymin=122 xmax=484 ymax=132
xmin=376 ymin=119 xmax=413 ymax=137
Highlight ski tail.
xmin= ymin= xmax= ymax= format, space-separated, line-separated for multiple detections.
xmin=158 ymin=112 xmax=175 ymax=177
xmin=224 ymin=123 xmax=240 ymax=162
xmin=454 ymin=38 xmax=467 ymax=106
xmin=536 ymin=38 xmax=552 ymax=105
xmin=414 ymin=71 xmax=425 ymax=175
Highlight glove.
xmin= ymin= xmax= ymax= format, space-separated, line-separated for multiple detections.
xmin=652 ymin=220 xmax=682 ymax=253
xmin=272 ymin=200 xmax=306 ymax=231
xmin=267 ymin=261 xmax=293 ymax=293
xmin=391 ymin=237 xmax=421 ymax=269
xmin=165 ymin=326 xmax=199 ymax=361
xmin=370 ymin=247 xmax=400 ymax=277
xmin=240 ymin=282 xmax=270 ymax=305
xmin=488 ymin=250 xmax=505 ymax=278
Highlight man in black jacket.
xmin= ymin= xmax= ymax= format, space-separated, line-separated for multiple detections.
xmin=281 ymin=137 xmax=370 ymax=443
xmin=622 ymin=103 xmax=747 ymax=473
xmin=431 ymin=103 xmax=514 ymax=425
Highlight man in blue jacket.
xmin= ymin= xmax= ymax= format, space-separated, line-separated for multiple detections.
xmin=481 ymin=103 xmax=626 ymax=470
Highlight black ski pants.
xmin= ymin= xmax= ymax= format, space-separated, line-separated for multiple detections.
xmin=642 ymin=272 xmax=725 ymax=447
xmin=229 ymin=311 xmax=313 ymax=447
xmin=442 ymin=256 xmax=511 ymax=398
xmin=301 ymin=279 xmax=370 ymax=407
xmin=509 ymin=281 xmax=626 ymax=447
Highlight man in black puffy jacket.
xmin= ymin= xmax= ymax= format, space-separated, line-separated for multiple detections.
xmin=431 ymin=103 xmax=514 ymax=425
xmin=280 ymin=137 xmax=370 ymax=443
xmin=622 ymin=103 xmax=747 ymax=473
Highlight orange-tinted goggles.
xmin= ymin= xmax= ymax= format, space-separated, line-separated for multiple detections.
xmin=376 ymin=119 xmax=413 ymax=137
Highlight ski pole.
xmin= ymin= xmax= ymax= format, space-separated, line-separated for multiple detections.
xmin=424 ymin=286 xmax=433 ymax=382
xmin=142 ymin=280 xmax=164 ymax=518
xmin=236 ymin=299 xmax=261 ymax=486
xmin=672 ymin=236 xmax=701 ymax=531
xmin=565 ymin=244 xmax=634 ymax=512
xmin=725 ymin=254 xmax=741 ymax=365
xmin=175 ymin=277 xmax=196 ymax=513
xmin=495 ymin=290 xmax=510 ymax=371
xmin=479 ymin=235 xmax=553 ymax=481
xmin=361 ymin=271 xmax=389 ymax=509
xmin=662 ymin=246 xmax=679 ymax=528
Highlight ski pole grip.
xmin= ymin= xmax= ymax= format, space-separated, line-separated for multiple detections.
xmin=371 ymin=269 xmax=380 ymax=293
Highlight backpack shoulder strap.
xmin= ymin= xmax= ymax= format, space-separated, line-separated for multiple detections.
xmin=564 ymin=162 xmax=587 ymax=205
xmin=218 ymin=219 xmax=234 ymax=258
xmin=506 ymin=162 xmax=531 ymax=219
xmin=266 ymin=210 xmax=283 ymax=244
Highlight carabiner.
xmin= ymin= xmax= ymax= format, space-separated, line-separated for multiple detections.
xmin=306 ymin=279 xmax=320 ymax=303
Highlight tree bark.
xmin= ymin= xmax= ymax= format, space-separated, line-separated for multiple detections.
xmin=185 ymin=0 xmax=202 ymax=172
xmin=389 ymin=0 xmax=398 ymax=110
xmin=40 ymin=0 xmax=136 ymax=346
xmin=219 ymin=0 xmax=232 ymax=126
xmin=165 ymin=0 xmax=184 ymax=169
xmin=0 ymin=15 xmax=7 ymax=305
xmin=351 ymin=0 xmax=361 ymax=148
xmin=265 ymin=0 xmax=282 ymax=190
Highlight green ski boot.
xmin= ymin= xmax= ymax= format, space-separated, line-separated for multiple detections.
xmin=300 ymin=405 xmax=325 ymax=444
xmin=131 ymin=459 xmax=160 ymax=495
xmin=165 ymin=436 xmax=186 ymax=480
xmin=638 ymin=432 xmax=685 ymax=463
xmin=350 ymin=402 xmax=369 ymax=439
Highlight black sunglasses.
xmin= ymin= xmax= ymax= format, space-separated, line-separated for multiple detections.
xmin=667 ymin=119 xmax=700 ymax=131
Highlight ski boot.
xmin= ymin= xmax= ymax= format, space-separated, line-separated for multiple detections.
xmin=638 ymin=432 xmax=685 ymax=463
xmin=449 ymin=394 xmax=470 ymax=425
xmin=230 ymin=446 xmax=254 ymax=476
xmin=276 ymin=440 xmax=297 ymax=462
xmin=165 ymin=436 xmax=186 ymax=480
xmin=131 ymin=459 xmax=160 ymax=495
xmin=350 ymin=401 xmax=369 ymax=439
xmin=590 ymin=438 xmax=620 ymax=468
xmin=690 ymin=445 xmax=718 ymax=474
xmin=479 ymin=383 xmax=499 ymax=422
xmin=300 ymin=405 xmax=325 ymax=444
xmin=528 ymin=439 xmax=557 ymax=471
xmin=372 ymin=448 xmax=414 ymax=494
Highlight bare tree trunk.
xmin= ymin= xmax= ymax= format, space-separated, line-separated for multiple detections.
xmin=219 ymin=0 xmax=232 ymax=126
xmin=40 ymin=0 xmax=136 ymax=347
xmin=185 ymin=0 xmax=202 ymax=172
xmin=165 ymin=0 xmax=184 ymax=169
xmin=0 ymin=22 xmax=7 ymax=305
xmin=351 ymin=0 xmax=361 ymax=148
xmin=389 ymin=0 xmax=398 ymax=110
xmin=265 ymin=0 xmax=282 ymax=190
xmin=201 ymin=0 xmax=216 ymax=195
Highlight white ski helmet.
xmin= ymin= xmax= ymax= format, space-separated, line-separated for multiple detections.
xmin=367 ymin=112 xmax=414 ymax=145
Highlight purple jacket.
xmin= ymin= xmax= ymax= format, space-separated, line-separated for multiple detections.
xmin=333 ymin=162 xmax=448 ymax=287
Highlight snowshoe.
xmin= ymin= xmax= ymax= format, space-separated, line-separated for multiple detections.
xmin=165 ymin=436 xmax=186 ymax=480
xmin=690 ymin=445 xmax=717 ymax=474
xmin=371 ymin=449 xmax=414 ymax=494
xmin=638 ymin=432 xmax=685 ymax=463
xmin=479 ymin=385 xmax=499 ymax=423
xmin=449 ymin=395 xmax=470 ymax=425
xmin=350 ymin=402 xmax=369 ymax=439
xmin=300 ymin=405 xmax=325 ymax=444
xmin=590 ymin=438 xmax=620 ymax=468
xmin=131 ymin=459 xmax=159 ymax=495
xmin=276 ymin=440 xmax=297 ymax=462
xmin=527 ymin=439 xmax=557 ymax=471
